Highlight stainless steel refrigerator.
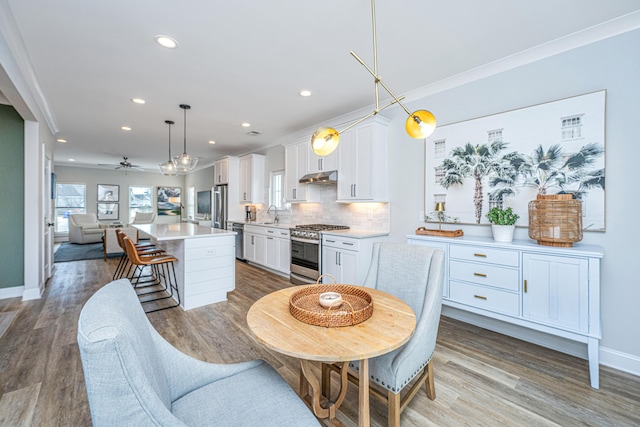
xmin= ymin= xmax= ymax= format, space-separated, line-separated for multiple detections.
xmin=211 ymin=185 xmax=228 ymax=230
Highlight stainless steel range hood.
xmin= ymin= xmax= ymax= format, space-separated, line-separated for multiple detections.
xmin=298 ymin=170 xmax=338 ymax=184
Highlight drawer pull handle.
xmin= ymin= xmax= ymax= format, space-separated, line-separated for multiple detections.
xmin=473 ymin=273 xmax=487 ymax=277
xmin=524 ymin=279 xmax=528 ymax=293
xmin=474 ymin=295 xmax=487 ymax=300
xmin=473 ymin=253 xmax=487 ymax=258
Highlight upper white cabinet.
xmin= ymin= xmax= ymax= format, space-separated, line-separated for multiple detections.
xmin=239 ymin=154 xmax=265 ymax=204
xmin=308 ymin=146 xmax=338 ymax=174
xmin=213 ymin=156 xmax=239 ymax=186
xmin=337 ymin=117 xmax=388 ymax=202
xmin=284 ymin=140 xmax=308 ymax=202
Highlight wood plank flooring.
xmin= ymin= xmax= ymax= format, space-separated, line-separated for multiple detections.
xmin=0 ymin=258 xmax=639 ymax=426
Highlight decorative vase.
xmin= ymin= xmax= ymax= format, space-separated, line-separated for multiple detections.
xmin=491 ymin=224 xmax=515 ymax=243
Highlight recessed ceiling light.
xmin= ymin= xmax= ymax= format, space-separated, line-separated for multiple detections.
xmin=121 ymin=126 xmax=132 ymax=131
xmin=131 ymin=98 xmax=146 ymax=104
xmin=247 ymin=131 xmax=261 ymax=136
xmin=56 ymin=138 xmax=67 ymax=143
xmin=155 ymin=35 xmax=178 ymax=49
xmin=208 ymin=140 xmax=216 ymax=145
xmin=241 ymin=122 xmax=251 ymax=127
xmin=68 ymin=158 xmax=75 ymax=162
xmin=299 ymin=90 xmax=312 ymax=97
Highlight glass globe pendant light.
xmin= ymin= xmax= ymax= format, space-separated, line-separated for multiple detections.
xmin=173 ymin=104 xmax=198 ymax=173
xmin=311 ymin=0 xmax=436 ymax=156
xmin=159 ymin=120 xmax=178 ymax=176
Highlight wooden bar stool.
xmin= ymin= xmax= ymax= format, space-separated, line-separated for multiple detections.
xmin=122 ymin=236 xmax=180 ymax=313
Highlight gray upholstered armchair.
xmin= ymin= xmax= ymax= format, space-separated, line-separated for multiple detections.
xmin=326 ymin=243 xmax=445 ymax=427
xmin=68 ymin=213 xmax=103 ymax=244
xmin=77 ymin=279 xmax=320 ymax=426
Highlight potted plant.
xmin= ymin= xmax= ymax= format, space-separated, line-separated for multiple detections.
xmin=486 ymin=207 xmax=519 ymax=242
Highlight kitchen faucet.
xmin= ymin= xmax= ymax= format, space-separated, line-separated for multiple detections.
xmin=267 ymin=205 xmax=280 ymax=224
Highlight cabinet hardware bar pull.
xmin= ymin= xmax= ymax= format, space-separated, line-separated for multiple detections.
xmin=344 ymin=242 xmax=354 ymax=246
xmin=474 ymin=295 xmax=487 ymax=300
xmin=473 ymin=253 xmax=487 ymax=258
xmin=524 ymin=279 xmax=527 ymax=293
xmin=473 ymin=273 xmax=487 ymax=277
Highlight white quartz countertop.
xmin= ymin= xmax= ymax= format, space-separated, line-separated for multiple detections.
xmin=321 ymin=229 xmax=389 ymax=239
xmin=133 ymin=223 xmax=235 ymax=241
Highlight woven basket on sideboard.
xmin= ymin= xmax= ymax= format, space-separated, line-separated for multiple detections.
xmin=528 ymin=194 xmax=583 ymax=247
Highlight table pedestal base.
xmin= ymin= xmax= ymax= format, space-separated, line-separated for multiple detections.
xmin=299 ymin=359 xmax=370 ymax=427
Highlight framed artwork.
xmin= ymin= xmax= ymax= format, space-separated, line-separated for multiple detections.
xmin=157 ymin=187 xmax=182 ymax=216
xmin=97 ymin=203 xmax=119 ymax=220
xmin=425 ymin=90 xmax=606 ymax=231
xmin=98 ymin=184 xmax=119 ymax=202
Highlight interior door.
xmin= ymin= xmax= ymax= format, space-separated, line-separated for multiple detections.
xmin=43 ymin=152 xmax=54 ymax=280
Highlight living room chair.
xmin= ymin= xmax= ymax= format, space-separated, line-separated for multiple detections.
xmin=68 ymin=213 xmax=103 ymax=244
xmin=131 ymin=211 xmax=156 ymax=240
xmin=77 ymin=279 xmax=320 ymax=426
xmin=324 ymin=243 xmax=445 ymax=427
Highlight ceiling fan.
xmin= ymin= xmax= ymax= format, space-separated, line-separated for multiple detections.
xmin=99 ymin=156 xmax=144 ymax=171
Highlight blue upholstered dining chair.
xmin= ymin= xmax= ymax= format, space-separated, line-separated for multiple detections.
xmin=77 ymin=279 xmax=320 ymax=426
xmin=326 ymin=243 xmax=445 ymax=427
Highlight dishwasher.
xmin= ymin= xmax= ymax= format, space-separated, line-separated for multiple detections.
xmin=231 ymin=222 xmax=245 ymax=261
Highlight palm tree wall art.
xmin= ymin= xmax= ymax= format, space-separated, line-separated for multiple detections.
xmin=425 ymin=91 xmax=606 ymax=231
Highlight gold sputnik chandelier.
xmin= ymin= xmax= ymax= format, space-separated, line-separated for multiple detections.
xmin=311 ymin=0 xmax=436 ymax=156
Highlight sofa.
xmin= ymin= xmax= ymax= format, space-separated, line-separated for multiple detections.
xmin=69 ymin=213 xmax=103 ymax=244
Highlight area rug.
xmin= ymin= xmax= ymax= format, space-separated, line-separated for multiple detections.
xmin=54 ymin=242 xmax=122 ymax=263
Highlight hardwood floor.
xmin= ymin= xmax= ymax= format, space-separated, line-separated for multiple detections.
xmin=0 ymin=258 xmax=639 ymax=426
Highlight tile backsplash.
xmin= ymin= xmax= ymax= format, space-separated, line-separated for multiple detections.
xmin=255 ymin=185 xmax=389 ymax=231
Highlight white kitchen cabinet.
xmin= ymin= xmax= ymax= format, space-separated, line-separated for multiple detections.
xmin=239 ymin=154 xmax=265 ymax=203
xmin=308 ymin=146 xmax=338 ymax=174
xmin=213 ymin=157 xmax=229 ymax=185
xmin=284 ymin=140 xmax=308 ymax=202
xmin=244 ymin=225 xmax=290 ymax=275
xmin=337 ymin=117 xmax=388 ymax=202
xmin=321 ymin=234 xmax=381 ymax=286
xmin=406 ymin=234 xmax=603 ymax=389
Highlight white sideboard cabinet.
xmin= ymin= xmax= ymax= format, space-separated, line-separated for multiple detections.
xmin=407 ymin=234 xmax=604 ymax=388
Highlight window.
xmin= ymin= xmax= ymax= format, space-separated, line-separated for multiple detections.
xmin=487 ymin=129 xmax=503 ymax=143
xmin=434 ymin=139 xmax=446 ymax=158
xmin=55 ymin=183 xmax=86 ymax=233
xmin=269 ymin=170 xmax=285 ymax=209
xmin=187 ymin=186 xmax=195 ymax=220
xmin=562 ymin=115 xmax=583 ymax=140
xmin=129 ymin=186 xmax=153 ymax=223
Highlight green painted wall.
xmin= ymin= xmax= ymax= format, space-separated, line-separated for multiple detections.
xmin=0 ymin=104 xmax=24 ymax=289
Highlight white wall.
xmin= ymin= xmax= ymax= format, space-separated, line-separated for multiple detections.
xmin=383 ymin=29 xmax=640 ymax=368
xmin=55 ymin=166 xmax=185 ymax=225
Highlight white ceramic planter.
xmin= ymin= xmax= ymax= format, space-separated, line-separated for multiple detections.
xmin=491 ymin=224 xmax=515 ymax=242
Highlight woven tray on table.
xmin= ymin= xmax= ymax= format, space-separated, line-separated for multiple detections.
xmin=289 ymin=275 xmax=373 ymax=328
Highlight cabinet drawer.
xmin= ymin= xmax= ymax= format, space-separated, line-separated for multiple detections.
xmin=322 ymin=235 xmax=360 ymax=251
xmin=449 ymin=244 xmax=519 ymax=267
xmin=449 ymin=281 xmax=519 ymax=316
xmin=449 ymin=260 xmax=519 ymax=291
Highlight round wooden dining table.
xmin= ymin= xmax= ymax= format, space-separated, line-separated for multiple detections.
xmin=247 ymin=285 xmax=416 ymax=427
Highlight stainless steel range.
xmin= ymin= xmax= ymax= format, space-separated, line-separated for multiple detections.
xmin=290 ymin=224 xmax=350 ymax=284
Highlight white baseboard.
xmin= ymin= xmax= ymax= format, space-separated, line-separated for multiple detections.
xmin=22 ymin=287 xmax=42 ymax=301
xmin=600 ymin=347 xmax=640 ymax=377
xmin=0 ymin=286 xmax=24 ymax=299
xmin=442 ymin=306 xmax=640 ymax=379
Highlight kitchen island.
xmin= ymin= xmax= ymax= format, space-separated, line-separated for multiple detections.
xmin=133 ymin=223 xmax=236 ymax=310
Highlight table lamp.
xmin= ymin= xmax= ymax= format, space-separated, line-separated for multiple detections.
xmin=435 ymin=202 xmax=445 ymax=230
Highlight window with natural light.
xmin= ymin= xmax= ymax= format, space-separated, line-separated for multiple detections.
xmin=55 ymin=183 xmax=86 ymax=233
xmin=129 ymin=186 xmax=153 ymax=223
xmin=270 ymin=170 xmax=285 ymax=209
xmin=188 ymin=186 xmax=195 ymax=220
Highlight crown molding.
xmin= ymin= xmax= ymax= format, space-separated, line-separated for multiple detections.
xmin=0 ymin=1 xmax=59 ymax=133
xmin=404 ymin=10 xmax=640 ymax=103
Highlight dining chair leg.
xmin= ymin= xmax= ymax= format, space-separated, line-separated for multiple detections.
xmin=387 ymin=390 xmax=401 ymax=427
xmin=425 ymin=359 xmax=436 ymax=400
